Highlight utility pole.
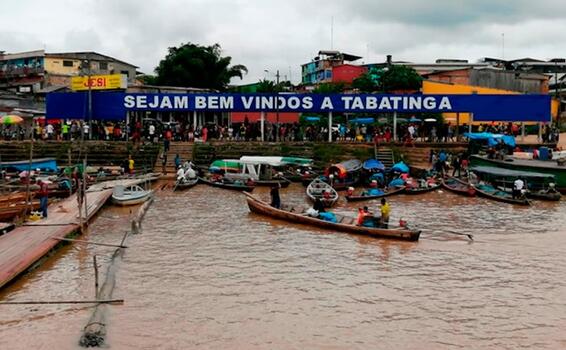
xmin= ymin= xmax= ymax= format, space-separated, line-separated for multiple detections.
xmin=275 ymin=70 xmax=280 ymax=142
xmin=87 ymin=56 xmax=93 ymax=140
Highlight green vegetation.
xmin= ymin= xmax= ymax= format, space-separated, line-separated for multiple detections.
xmin=154 ymin=42 xmax=247 ymax=90
xmin=313 ymin=82 xmax=345 ymax=93
xmin=380 ymin=65 xmax=423 ymax=92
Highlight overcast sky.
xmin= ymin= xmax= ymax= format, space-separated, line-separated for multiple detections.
xmin=1 ymin=0 xmax=565 ymax=84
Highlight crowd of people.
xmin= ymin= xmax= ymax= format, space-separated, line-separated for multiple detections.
xmin=0 ymin=118 xmax=561 ymax=144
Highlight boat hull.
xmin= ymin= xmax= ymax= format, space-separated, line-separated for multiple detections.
xmin=470 ymin=155 xmax=566 ymax=193
xmin=174 ymin=178 xmax=198 ymax=191
xmin=198 ymin=177 xmax=255 ymax=192
xmin=441 ymin=177 xmax=476 ymax=197
xmin=245 ymin=193 xmax=420 ymax=241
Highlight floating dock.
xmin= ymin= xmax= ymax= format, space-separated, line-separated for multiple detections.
xmin=0 ymin=177 xmax=155 ymax=290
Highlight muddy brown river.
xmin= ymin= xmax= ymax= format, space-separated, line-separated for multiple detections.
xmin=1 ymin=184 xmax=565 ymax=349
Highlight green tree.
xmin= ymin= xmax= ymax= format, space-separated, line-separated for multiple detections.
xmin=255 ymin=79 xmax=292 ymax=93
xmin=154 ymin=42 xmax=247 ymax=90
xmin=380 ymin=65 xmax=422 ymax=92
xmin=352 ymin=72 xmax=379 ymax=92
xmin=313 ymin=82 xmax=345 ymax=93
xmin=138 ymin=74 xmax=158 ymax=85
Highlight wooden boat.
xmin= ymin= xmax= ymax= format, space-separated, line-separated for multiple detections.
xmin=244 ymin=193 xmax=421 ymax=241
xmin=0 ymin=157 xmax=58 ymax=173
xmin=111 ymin=185 xmax=152 ymax=206
xmin=174 ymin=177 xmax=198 ymax=191
xmin=471 ymin=165 xmax=561 ymax=202
xmin=470 ymin=154 xmax=566 ymax=193
xmin=0 ymin=222 xmax=15 ymax=236
xmin=221 ymin=157 xmax=293 ymax=188
xmin=345 ymin=186 xmax=405 ymax=202
xmin=441 ymin=176 xmax=476 ymax=197
xmin=306 ymin=178 xmax=339 ymax=207
xmin=198 ymin=176 xmax=255 ymax=192
xmin=325 ymin=159 xmax=362 ymax=190
xmin=404 ymin=179 xmax=441 ymax=194
xmin=474 ymin=183 xmax=530 ymax=205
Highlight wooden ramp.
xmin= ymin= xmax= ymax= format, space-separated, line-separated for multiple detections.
xmin=0 ymin=178 xmax=149 ymax=290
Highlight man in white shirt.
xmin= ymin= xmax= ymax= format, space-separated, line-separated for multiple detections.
xmin=513 ymin=178 xmax=525 ymax=199
xmin=149 ymin=124 xmax=155 ymax=142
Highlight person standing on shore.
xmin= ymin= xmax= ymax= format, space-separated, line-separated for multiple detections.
xmin=37 ymin=179 xmax=49 ymax=218
xmin=128 ymin=155 xmax=135 ymax=175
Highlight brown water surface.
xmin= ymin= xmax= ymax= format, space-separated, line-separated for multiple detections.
xmin=1 ymin=184 xmax=565 ymax=349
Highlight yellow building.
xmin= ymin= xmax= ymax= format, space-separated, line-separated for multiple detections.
xmin=422 ymin=80 xmax=558 ymax=124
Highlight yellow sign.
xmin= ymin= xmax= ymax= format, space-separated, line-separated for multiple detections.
xmin=71 ymin=74 xmax=127 ymax=91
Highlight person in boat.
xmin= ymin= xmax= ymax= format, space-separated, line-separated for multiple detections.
xmin=184 ymin=164 xmax=197 ymax=179
xmin=270 ymin=183 xmax=281 ymax=209
xmin=357 ymin=206 xmax=372 ymax=227
xmin=37 ymin=179 xmax=49 ymax=219
xmin=313 ymin=197 xmax=325 ymax=213
xmin=363 ymin=180 xmax=383 ymax=196
xmin=378 ymin=198 xmax=390 ymax=228
xmin=513 ymin=177 xmax=525 ymax=199
xmin=176 ymin=166 xmax=186 ymax=183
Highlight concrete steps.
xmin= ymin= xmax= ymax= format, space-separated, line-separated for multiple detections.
xmin=376 ymin=147 xmax=395 ymax=168
xmin=154 ymin=142 xmax=194 ymax=173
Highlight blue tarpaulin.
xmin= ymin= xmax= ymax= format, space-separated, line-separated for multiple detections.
xmin=463 ymin=132 xmax=516 ymax=147
xmin=391 ymin=162 xmax=410 ymax=173
xmin=363 ymin=159 xmax=385 ymax=171
xmin=349 ymin=117 xmax=375 ymax=124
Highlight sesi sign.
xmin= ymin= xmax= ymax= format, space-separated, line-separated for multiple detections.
xmin=71 ymin=74 xmax=127 ymax=91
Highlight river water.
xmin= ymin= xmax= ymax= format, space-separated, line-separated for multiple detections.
xmin=1 ymin=184 xmax=565 ymax=349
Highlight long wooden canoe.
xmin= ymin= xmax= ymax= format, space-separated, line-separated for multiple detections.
xmin=198 ymin=177 xmax=255 ymax=192
xmin=244 ymin=193 xmax=421 ymax=241
xmin=475 ymin=183 xmax=530 ymax=205
xmin=345 ymin=186 xmax=405 ymax=202
xmin=404 ymin=182 xmax=441 ymax=194
xmin=441 ymin=176 xmax=476 ymax=197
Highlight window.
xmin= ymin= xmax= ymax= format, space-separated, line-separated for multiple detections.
xmin=99 ymin=61 xmax=108 ymax=70
xmin=120 ymin=70 xmax=129 ymax=78
xmin=63 ymin=60 xmax=73 ymax=67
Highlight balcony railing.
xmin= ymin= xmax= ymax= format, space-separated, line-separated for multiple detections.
xmin=0 ymin=66 xmax=44 ymax=78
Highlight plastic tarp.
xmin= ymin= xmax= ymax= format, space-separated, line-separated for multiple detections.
xmin=363 ymin=159 xmax=385 ymax=172
xmin=463 ymin=132 xmax=516 ymax=148
xmin=348 ymin=117 xmax=374 ymax=124
xmin=326 ymin=159 xmax=362 ymax=179
xmin=391 ymin=162 xmax=409 ymax=173
xmin=388 ymin=178 xmax=405 ymax=187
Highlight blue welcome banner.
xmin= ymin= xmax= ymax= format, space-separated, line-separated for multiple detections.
xmin=46 ymin=92 xmax=552 ymax=122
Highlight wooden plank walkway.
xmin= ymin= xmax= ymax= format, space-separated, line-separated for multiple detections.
xmin=0 ymin=178 xmax=150 ymax=290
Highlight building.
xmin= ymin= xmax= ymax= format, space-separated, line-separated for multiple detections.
xmin=301 ymin=50 xmax=362 ymax=86
xmin=423 ymin=67 xmax=549 ymax=94
xmin=0 ymin=50 xmax=138 ymax=94
xmin=44 ymin=51 xmax=138 ymax=89
xmin=0 ymin=49 xmax=139 ymax=118
xmin=0 ymin=50 xmax=45 ymax=94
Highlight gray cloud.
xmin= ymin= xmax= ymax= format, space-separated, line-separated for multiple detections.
xmin=1 ymin=0 xmax=565 ymax=83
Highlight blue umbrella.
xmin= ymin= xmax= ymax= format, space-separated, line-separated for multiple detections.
xmin=304 ymin=116 xmax=320 ymax=122
xmin=349 ymin=117 xmax=375 ymax=124
xmin=409 ymin=117 xmax=421 ymax=123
